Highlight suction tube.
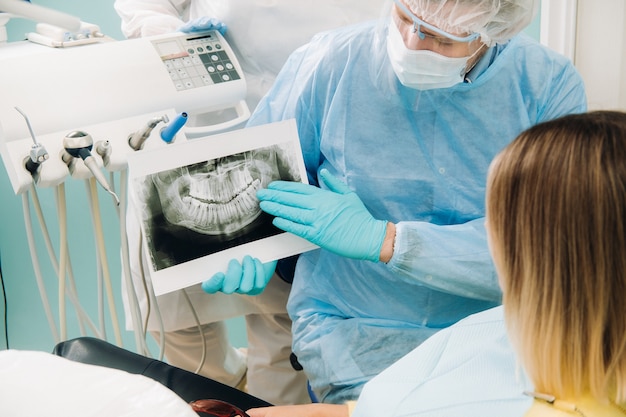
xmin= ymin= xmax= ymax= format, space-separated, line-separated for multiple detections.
xmin=160 ymin=112 xmax=188 ymax=143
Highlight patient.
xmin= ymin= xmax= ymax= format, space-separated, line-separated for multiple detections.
xmin=245 ymin=112 xmax=626 ymax=417
xmin=486 ymin=110 xmax=626 ymax=416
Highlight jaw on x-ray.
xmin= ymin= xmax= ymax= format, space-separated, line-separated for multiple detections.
xmin=136 ymin=143 xmax=301 ymax=271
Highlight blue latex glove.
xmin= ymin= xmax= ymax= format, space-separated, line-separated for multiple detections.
xmin=178 ymin=17 xmax=227 ymax=35
xmin=257 ymin=169 xmax=388 ymax=262
xmin=201 ymin=256 xmax=277 ymax=295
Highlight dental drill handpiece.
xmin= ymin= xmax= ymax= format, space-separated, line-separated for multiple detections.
xmin=14 ymin=107 xmax=49 ymax=175
xmin=63 ymin=130 xmax=120 ymax=205
xmin=128 ymin=114 xmax=170 ymax=151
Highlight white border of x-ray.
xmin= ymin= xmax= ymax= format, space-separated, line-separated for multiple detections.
xmin=127 ymin=119 xmax=318 ymax=296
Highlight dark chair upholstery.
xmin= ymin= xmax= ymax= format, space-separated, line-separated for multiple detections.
xmin=52 ymin=337 xmax=271 ymax=413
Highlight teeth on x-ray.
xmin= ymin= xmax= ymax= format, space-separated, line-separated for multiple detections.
xmin=188 ymin=167 xmax=255 ymax=203
xmin=178 ymin=178 xmax=262 ymax=233
xmin=155 ymin=160 xmax=270 ymax=236
xmin=148 ymin=144 xmax=300 ymax=240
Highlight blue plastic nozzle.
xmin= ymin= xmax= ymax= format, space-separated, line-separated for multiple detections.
xmin=160 ymin=112 xmax=188 ymax=143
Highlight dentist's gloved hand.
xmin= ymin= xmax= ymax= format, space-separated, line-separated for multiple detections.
xmin=201 ymin=256 xmax=277 ymax=295
xmin=178 ymin=17 xmax=227 ymax=35
xmin=257 ymin=169 xmax=388 ymax=262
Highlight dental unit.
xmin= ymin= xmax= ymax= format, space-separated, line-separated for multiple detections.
xmin=0 ymin=0 xmax=249 ymax=356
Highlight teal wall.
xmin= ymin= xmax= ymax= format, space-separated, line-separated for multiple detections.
xmin=0 ymin=1 xmax=541 ymax=354
xmin=525 ymin=6 xmax=541 ymax=41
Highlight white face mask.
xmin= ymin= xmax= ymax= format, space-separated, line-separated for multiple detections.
xmin=386 ymin=20 xmax=472 ymax=91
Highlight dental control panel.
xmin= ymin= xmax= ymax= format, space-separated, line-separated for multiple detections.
xmin=0 ymin=30 xmax=247 ymax=195
xmin=154 ymin=32 xmax=241 ymax=91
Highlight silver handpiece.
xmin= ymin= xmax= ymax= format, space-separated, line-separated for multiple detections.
xmin=63 ymin=130 xmax=120 ymax=206
xmin=128 ymin=114 xmax=170 ymax=151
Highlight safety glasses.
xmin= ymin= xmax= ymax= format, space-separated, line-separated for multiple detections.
xmin=392 ymin=0 xmax=480 ymax=43
xmin=190 ymin=399 xmax=251 ymax=417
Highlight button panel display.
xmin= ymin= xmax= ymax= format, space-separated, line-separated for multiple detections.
xmin=152 ymin=32 xmax=241 ymax=91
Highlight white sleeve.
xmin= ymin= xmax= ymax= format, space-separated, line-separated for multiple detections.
xmin=113 ymin=0 xmax=191 ymax=38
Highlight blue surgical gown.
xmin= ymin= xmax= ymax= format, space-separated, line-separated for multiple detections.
xmin=246 ymin=21 xmax=587 ymax=403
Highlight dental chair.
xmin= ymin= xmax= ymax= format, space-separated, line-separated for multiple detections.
xmin=52 ymin=337 xmax=271 ymax=414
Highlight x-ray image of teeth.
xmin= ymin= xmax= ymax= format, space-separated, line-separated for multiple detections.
xmin=134 ymin=142 xmax=301 ymax=271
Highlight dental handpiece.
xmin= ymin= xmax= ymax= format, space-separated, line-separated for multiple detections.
xmin=128 ymin=114 xmax=169 ymax=151
xmin=63 ymin=130 xmax=120 ymax=205
xmin=14 ymin=106 xmax=49 ymax=175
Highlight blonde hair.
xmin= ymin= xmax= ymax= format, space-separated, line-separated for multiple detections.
xmin=486 ymin=111 xmax=626 ymax=402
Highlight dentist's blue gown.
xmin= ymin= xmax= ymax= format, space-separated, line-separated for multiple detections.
xmin=246 ymin=20 xmax=587 ymax=403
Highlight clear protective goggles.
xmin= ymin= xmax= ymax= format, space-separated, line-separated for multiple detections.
xmin=392 ymin=0 xmax=481 ymax=43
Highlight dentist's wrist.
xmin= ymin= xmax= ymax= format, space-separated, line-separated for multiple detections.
xmin=379 ymin=222 xmax=396 ymax=263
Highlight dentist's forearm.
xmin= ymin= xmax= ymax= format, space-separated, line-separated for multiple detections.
xmin=379 ymin=222 xmax=396 ymax=263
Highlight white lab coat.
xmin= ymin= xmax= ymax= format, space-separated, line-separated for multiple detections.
xmin=114 ymin=0 xmax=383 ymax=111
xmin=114 ymin=0 xmax=382 ymax=404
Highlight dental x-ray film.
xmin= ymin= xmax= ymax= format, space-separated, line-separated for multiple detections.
xmin=127 ymin=119 xmax=317 ymax=296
